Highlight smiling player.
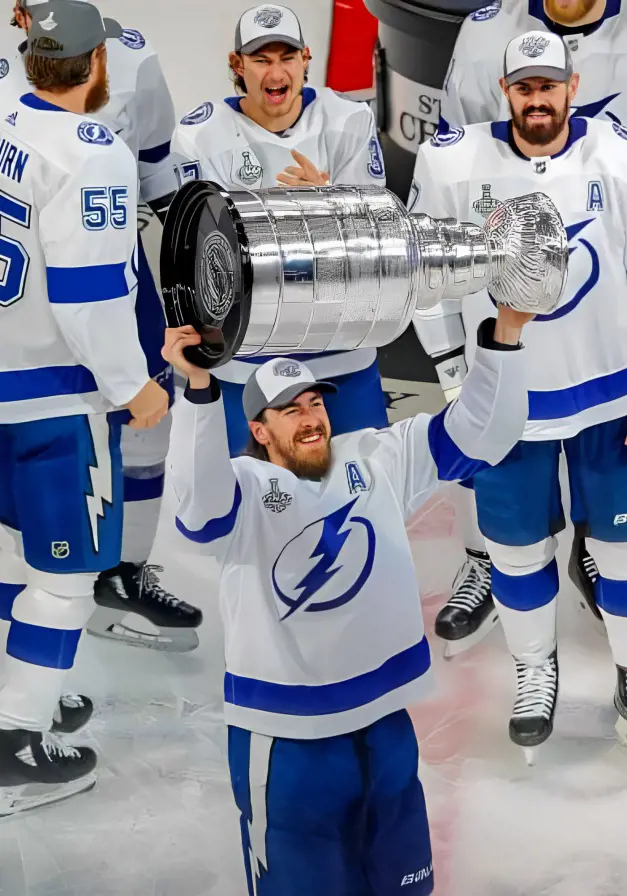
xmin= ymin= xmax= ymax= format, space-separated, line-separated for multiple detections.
xmin=411 ymin=31 xmax=627 ymax=760
xmin=173 ymin=4 xmax=390 ymax=458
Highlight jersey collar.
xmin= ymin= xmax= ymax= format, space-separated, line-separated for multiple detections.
xmin=224 ymin=86 xmax=317 ymax=116
xmin=490 ymin=116 xmax=587 ymax=160
xmin=19 ymin=92 xmax=65 ymax=112
xmin=527 ymin=0 xmax=621 ymax=35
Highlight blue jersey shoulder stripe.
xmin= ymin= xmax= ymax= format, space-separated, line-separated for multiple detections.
xmin=47 ymin=262 xmax=128 ymax=304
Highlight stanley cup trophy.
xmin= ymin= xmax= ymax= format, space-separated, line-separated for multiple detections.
xmin=160 ymin=181 xmax=568 ymax=368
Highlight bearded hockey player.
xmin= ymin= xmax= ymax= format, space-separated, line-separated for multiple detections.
xmin=0 ymin=1 xmax=169 ymax=814
xmin=161 ymin=292 xmax=533 ymax=894
xmin=173 ymin=4 xmax=390 ymax=457
xmin=412 ymin=0 xmax=627 ymax=652
xmin=2 ymin=0 xmax=203 ymax=652
xmin=412 ymin=31 xmax=627 ymax=762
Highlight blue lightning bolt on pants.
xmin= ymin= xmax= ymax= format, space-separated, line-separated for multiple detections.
xmin=228 ymin=709 xmax=434 ymax=896
xmin=0 ymin=412 xmax=123 ymax=730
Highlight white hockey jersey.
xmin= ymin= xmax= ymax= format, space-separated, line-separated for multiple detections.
xmin=173 ymin=87 xmax=387 ymax=383
xmin=0 ymin=23 xmax=178 ymax=204
xmin=411 ymin=118 xmax=627 ymax=440
xmin=171 ymin=333 xmax=528 ymax=739
xmin=441 ymin=0 xmax=627 ymax=129
xmin=0 ymin=93 xmax=149 ymax=423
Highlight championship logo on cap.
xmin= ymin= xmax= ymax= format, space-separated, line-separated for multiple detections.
xmin=519 ymin=35 xmax=550 ymax=57
xmin=273 ymin=359 xmax=301 ymax=378
xmin=254 ymin=5 xmax=283 ymax=28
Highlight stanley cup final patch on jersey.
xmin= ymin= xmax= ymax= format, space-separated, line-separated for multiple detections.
xmin=473 ymin=184 xmax=501 ymax=218
xmin=120 ymin=28 xmax=146 ymax=49
xmin=233 ymin=149 xmax=263 ymax=186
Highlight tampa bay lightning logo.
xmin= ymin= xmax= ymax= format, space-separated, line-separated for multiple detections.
xmin=612 ymin=121 xmax=627 ymax=140
xmin=430 ymin=127 xmax=464 ymax=148
xmin=120 ymin=28 xmax=146 ymax=50
xmin=572 ymin=93 xmax=621 ymax=124
xmin=0 ymin=59 xmax=9 ymax=79
xmin=77 ymin=121 xmax=114 ymax=146
xmin=272 ymin=498 xmax=376 ymax=620
xmin=535 ymin=219 xmax=598 ymax=322
xmin=471 ymin=1 xmax=501 ymax=20
xmin=367 ymin=137 xmax=385 ymax=179
xmin=255 ymin=6 xmax=283 ymax=27
xmin=181 ymin=102 xmax=214 ymax=126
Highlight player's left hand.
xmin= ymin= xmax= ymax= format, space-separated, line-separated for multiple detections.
xmin=276 ymin=150 xmax=330 ymax=187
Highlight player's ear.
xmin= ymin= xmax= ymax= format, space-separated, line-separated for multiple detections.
xmin=498 ymin=76 xmax=509 ymax=99
xmin=229 ymin=51 xmax=245 ymax=78
xmin=249 ymin=420 xmax=271 ymax=447
xmin=568 ymin=73 xmax=580 ymax=102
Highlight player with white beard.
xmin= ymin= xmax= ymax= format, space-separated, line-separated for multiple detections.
xmin=172 ymin=4 xmax=390 ymax=457
xmin=0 ymin=1 xmax=169 ymax=814
xmin=1 ymin=0 xmax=203 ymax=653
xmin=162 ymin=292 xmax=532 ymax=894
xmin=412 ymin=0 xmax=627 ymax=657
xmin=411 ymin=31 xmax=627 ymax=761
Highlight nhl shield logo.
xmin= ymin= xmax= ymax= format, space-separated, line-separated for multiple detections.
xmin=254 ymin=6 xmax=283 ymax=27
xmin=519 ymin=35 xmax=550 ymax=57
xmin=237 ymin=150 xmax=263 ymax=185
xmin=473 ymin=184 xmax=501 ymax=218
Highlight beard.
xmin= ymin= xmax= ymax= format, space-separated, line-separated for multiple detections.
xmin=273 ymin=426 xmax=332 ymax=479
xmin=511 ymin=101 xmax=569 ymax=145
xmin=544 ymin=0 xmax=598 ymax=25
xmin=85 ymin=70 xmax=109 ymax=114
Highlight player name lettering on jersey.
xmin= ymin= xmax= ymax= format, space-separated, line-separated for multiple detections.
xmin=0 ymin=137 xmax=28 ymax=183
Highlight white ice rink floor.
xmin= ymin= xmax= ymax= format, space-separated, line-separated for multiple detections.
xmin=2 ymin=468 xmax=625 ymax=896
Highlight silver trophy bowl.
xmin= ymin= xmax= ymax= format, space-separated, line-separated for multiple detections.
xmin=161 ymin=182 xmax=567 ymax=368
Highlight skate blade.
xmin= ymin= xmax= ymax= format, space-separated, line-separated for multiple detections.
xmin=442 ymin=609 xmax=499 ymax=661
xmin=87 ymin=608 xmax=199 ymax=653
xmin=615 ymin=714 xmax=627 ymax=747
xmin=523 ymin=747 xmax=537 ymax=767
xmin=0 ymin=774 xmax=96 ymax=817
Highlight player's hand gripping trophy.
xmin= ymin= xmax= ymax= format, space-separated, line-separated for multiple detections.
xmin=160 ymin=183 xmax=567 ymax=367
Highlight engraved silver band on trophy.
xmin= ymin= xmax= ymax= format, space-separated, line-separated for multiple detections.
xmin=160 ymin=182 xmax=568 ymax=369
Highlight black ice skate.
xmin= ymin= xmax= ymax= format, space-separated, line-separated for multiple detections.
xmin=567 ymin=535 xmax=604 ymax=632
xmin=435 ymin=549 xmax=498 ymax=659
xmin=614 ymin=666 xmax=627 ymax=745
xmin=0 ymin=729 xmax=96 ymax=816
xmin=88 ymin=562 xmax=203 ymax=652
xmin=51 ymin=694 xmax=93 ymax=735
xmin=509 ymin=650 xmax=559 ymax=767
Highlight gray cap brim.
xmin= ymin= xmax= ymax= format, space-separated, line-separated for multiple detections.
xmin=244 ymin=379 xmax=337 ymax=422
xmin=240 ymin=34 xmax=304 ymax=55
xmin=103 ymin=17 xmax=123 ymax=40
xmin=505 ymin=65 xmax=568 ymax=86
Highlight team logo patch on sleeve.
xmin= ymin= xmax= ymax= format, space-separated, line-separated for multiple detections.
xmin=0 ymin=59 xmax=9 ymax=79
xmin=471 ymin=1 xmax=501 ymax=21
xmin=181 ymin=102 xmax=214 ymax=126
xmin=429 ymin=127 xmax=465 ymax=148
xmin=255 ymin=6 xmax=283 ymax=27
xmin=612 ymin=121 xmax=627 ymax=140
xmin=367 ymin=137 xmax=386 ymax=178
xmin=120 ymin=28 xmax=146 ymax=49
xmin=77 ymin=121 xmax=114 ymax=146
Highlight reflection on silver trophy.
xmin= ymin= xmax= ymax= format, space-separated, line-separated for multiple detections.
xmin=161 ymin=183 xmax=568 ymax=368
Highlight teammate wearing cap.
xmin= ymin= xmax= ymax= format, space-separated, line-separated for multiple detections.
xmin=1 ymin=0 xmax=204 ymax=652
xmin=161 ymin=299 xmax=532 ymax=895
xmin=411 ymin=30 xmax=627 ymax=761
xmin=0 ymin=0 xmax=169 ymax=814
xmin=409 ymin=0 xmax=627 ymax=653
xmin=172 ymin=4 xmax=390 ymax=459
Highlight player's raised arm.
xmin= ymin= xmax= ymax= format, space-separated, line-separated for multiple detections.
xmin=162 ymin=328 xmax=243 ymax=547
xmin=40 ymin=144 xmax=152 ymax=411
xmin=369 ymin=308 xmax=530 ymax=520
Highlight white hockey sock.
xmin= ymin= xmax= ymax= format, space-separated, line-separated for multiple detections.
xmin=121 ymin=492 xmax=163 ymax=565
xmin=455 ymin=484 xmax=487 ymax=554
xmin=493 ymin=597 xmax=557 ymax=665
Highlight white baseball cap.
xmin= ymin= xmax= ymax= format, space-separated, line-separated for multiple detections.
xmin=234 ymin=5 xmax=305 ymax=56
xmin=504 ymin=31 xmax=573 ymax=86
xmin=243 ymin=358 xmax=337 ymax=422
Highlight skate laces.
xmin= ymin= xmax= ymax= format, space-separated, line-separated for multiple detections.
xmin=512 ymin=657 xmax=557 ymax=721
xmin=137 ymin=564 xmax=181 ymax=607
xmin=448 ymin=554 xmax=491 ymax=612
xmin=41 ymin=733 xmax=81 ymax=761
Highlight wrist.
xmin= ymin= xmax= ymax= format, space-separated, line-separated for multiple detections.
xmin=492 ymin=319 xmax=522 ymax=346
xmin=188 ymin=371 xmax=211 ymax=390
